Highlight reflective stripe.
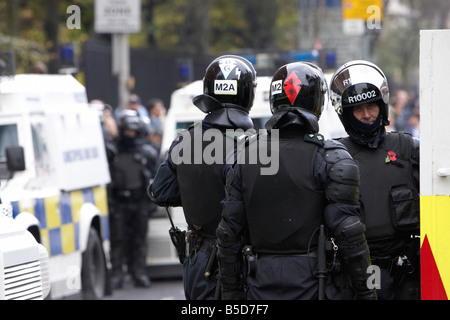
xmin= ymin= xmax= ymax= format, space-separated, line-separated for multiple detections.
xmin=11 ymin=186 xmax=109 ymax=257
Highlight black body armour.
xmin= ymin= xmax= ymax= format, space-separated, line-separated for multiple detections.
xmin=113 ymin=153 xmax=145 ymax=191
xmin=240 ymin=131 xmax=326 ymax=254
xmin=176 ymin=123 xmax=241 ymax=238
xmin=338 ymin=132 xmax=419 ymax=253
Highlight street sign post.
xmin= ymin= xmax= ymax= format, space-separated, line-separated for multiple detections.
xmin=94 ymin=0 xmax=141 ymax=34
xmin=94 ymin=0 xmax=141 ymax=110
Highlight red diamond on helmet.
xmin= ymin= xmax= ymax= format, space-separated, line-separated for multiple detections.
xmin=283 ymin=72 xmax=302 ymax=105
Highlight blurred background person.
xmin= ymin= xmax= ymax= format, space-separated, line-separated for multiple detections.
xmin=389 ymin=89 xmax=411 ymax=132
xmin=114 ymin=94 xmax=149 ymax=119
xmin=406 ymin=109 xmax=420 ymax=138
xmin=90 ymin=99 xmax=118 ymax=161
xmin=109 ymin=109 xmax=158 ymax=289
xmin=145 ymin=98 xmax=166 ymax=155
xmin=89 ymin=99 xmax=119 ymax=231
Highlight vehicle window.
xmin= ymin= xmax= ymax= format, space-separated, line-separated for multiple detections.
xmin=0 ymin=124 xmax=19 ymax=179
xmin=31 ymin=123 xmax=51 ymax=177
xmin=0 ymin=124 xmax=18 ymax=160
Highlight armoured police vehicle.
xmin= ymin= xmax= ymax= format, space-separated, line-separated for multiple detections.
xmin=0 ymin=203 xmax=50 ymax=300
xmin=0 ymin=74 xmax=111 ymax=299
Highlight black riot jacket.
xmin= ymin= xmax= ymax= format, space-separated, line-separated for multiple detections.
xmin=149 ymin=104 xmax=255 ymax=238
xmin=215 ymin=109 xmax=376 ymax=300
xmin=176 ymin=122 xmax=234 ymax=237
xmin=240 ymin=126 xmax=327 ymax=253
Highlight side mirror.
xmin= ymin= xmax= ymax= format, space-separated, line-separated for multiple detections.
xmin=6 ymin=146 xmax=25 ymax=172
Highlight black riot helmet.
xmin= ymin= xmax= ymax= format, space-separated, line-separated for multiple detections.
xmin=330 ymin=60 xmax=390 ymax=133
xmin=202 ymin=55 xmax=257 ymax=112
xmin=269 ymin=61 xmax=328 ymax=119
xmin=118 ymin=109 xmax=150 ymax=138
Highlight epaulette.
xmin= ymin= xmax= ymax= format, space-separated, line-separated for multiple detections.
xmin=304 ymin=132 xmax=325 ymax=146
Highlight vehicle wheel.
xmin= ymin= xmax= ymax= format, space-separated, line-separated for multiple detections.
xmin=81 ymin=227 xmax=106 ymax=300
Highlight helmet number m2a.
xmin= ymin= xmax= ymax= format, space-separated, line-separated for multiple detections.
xmin=214 ymin=80 xmax=238 ymax=95
xmin=271 ymin=80 xmax=283 ymax=95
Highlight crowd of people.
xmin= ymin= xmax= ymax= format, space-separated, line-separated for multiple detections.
xmin=387 ymin=89 xmax=420 ymax=138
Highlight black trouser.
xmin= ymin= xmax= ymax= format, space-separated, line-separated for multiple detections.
xmin=110 ymin=191 xmax=149 ymax=279
xmin=246 ymin=254 xmax=320 ymax=300
xmin=371 ymin=256 xmax=420 ymax=300
xmin=183 ymin=235 xmax=217 ymax=300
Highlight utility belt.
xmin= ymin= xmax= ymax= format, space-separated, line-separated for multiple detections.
xmin=370 ymin=235 xmax=420 ymax=277
xmin=371 ymin=254 xmax=415 ymax=276
xmin=185 ymin=230 xmax=218 ymax=280
xmin=242 ymin=246 xmax=318 ymax=277
xmin=185 ymin=230 xmax=216 ymax=256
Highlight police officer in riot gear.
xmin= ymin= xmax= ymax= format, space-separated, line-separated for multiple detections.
xmin=330 ymin=60 xmax=420 ymax=300
xmin=148 ymin=55 xmax=257 ymax=300
xmin=110 ymin=109 xmax=158 ymax=289
xmin=216 ymin=61 xmax=376 ymax=300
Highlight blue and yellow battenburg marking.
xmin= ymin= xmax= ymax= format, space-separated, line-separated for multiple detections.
xmin=11 ymin=186 xmax=109 ymax=256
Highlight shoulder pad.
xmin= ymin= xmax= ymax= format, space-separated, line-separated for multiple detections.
xmin=323 ymin=139 xmax=347 ymax=150
xmin=323 ymin=142 xmax=353 ymax=164
xmin=304 ymin=132 xmax=325 ymax=146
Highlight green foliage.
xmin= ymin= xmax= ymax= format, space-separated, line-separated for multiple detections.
xmin=2 ymin=0 xmax=443 ymax=82
xmin=0 ymin=0 xmax=300 ymax=71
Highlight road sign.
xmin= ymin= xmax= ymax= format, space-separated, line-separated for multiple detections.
xmin=342 ymin=0 xmax=383 ymax=20
xmin=95 ymin=0 xmax=141 ymax=34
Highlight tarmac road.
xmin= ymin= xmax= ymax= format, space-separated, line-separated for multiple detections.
xmin=60 ymin=273 xmax=185 ymax=300
xmin=103 ymin=275 xmax=185 ymax=300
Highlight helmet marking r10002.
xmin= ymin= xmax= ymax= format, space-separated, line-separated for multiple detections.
xmin=269 ymin=62 xmax=328 ymax=119
xmin=203 ymin=55 xmax=257 ymax=112
xmin=330 ymin=60 xmax=390 ymax=129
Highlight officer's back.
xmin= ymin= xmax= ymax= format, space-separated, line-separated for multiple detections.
xmin=216 ymin=62 xmax=376 ymax=300
xmin=149 ymin=55 xmax=258 ymax=300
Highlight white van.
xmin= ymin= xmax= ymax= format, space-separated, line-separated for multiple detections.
xmin=146 ymin=75 xmax=345 ymax=274
xmin=0 ymin=74 xmax=111 ymax=299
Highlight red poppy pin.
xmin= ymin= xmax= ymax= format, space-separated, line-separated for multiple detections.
xmin=385 ymin=151 xmax=404 ymax=167
xmin=385 ymin=151 xmax=397 ymax=162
